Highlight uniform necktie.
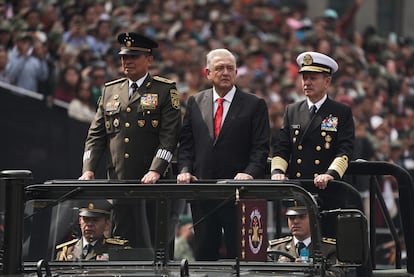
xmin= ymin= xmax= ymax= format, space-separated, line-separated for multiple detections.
xmin=309 ymin=105 xmax=317 ymax=116
xmin=82 ymin=244 xmax=92 ymax=259
xmin=214 ymin=98 xmax=224 ymax=138
xmin=297 ymin=241 xmax=306 ymax=256
xmin=130 ymin=82 xmax=138 ymax=99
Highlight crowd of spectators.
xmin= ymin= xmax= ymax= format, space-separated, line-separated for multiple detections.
xmin=1 ymin=0 xmax=414 ymax=185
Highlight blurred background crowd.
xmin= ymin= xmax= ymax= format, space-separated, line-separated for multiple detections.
xmin=1 ymin=0 xmax=414 ymax=191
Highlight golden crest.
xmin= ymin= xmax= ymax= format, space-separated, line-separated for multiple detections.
xmin=151 ymin=120 xmax=159 ymax=128
xmin=88 ymin=203 xmax=94 ymax=210
xmin=170 ymin=88 xmax=180 ymax=110
xmin=303 ymin=54 xmax=313 ymax=65
xmin=138 ymin=120 xmax=145 ymax=127
xmin=126 ymin=40 xmax=131 ymax=47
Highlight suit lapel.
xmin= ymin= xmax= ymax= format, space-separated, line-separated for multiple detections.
xmin=117 ymin=79 xmax=130 ymax=105
xmin=200 ymin=89 xmax=214 ymax=139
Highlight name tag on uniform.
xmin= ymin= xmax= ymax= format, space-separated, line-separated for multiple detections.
xmin=141 ymin=94 xmax=158 ymax=109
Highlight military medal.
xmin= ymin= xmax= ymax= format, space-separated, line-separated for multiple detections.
xmin=138 ymin=120 xmax=145 ymax=127
xmin=113 ymin=118 xmax=119 ymax=127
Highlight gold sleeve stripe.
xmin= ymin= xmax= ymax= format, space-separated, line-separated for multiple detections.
xmin=271 ymin=156 xmax=288 ymax=173
xmin=328 ymin=155 xmax=349 ymax=177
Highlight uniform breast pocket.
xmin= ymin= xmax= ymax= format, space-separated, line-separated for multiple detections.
xmin=104 ymin=108 xmax=121 ymax=135
xmin=138 ymin=109 xmax=160 ymax=130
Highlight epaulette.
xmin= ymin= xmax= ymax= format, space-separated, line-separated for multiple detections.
xmin=56 ymin=238 xmax=78 ymax=249
xmin=105 ymin=77 xmax=127 ymax=87
xmin=322 ymin=237 xmax=336 ymax=245
xmin=153 ymin=76 xmax=174 ymax=84
xmin=268 ymin=236 xmax=292 ymax=246
xmin=105 ymin=237 xmax=128 ymax=246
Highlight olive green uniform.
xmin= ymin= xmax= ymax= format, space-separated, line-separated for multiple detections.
xmin=56 ymin=237 xmax=128 ymax=261
xmin=82 ymin=74 xmax=181 ymax=180
xmin=267 ymin=236 xmax=344 ymax=277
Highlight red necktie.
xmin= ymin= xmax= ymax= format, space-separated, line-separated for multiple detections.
xmin=214 ymin=98 xmax=224 ymax=138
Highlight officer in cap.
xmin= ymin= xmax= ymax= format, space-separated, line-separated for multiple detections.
xmin=271 ymin=51 xmax=353 ymax=186
xmin=56 ymin=200 xmax=128 ymax=261
xmin=79 ymin=32 xmax=182 ymax=248
xmin=267 ymin=203 xmax=342 ymax=277
xmin=270 ymin=51 xmax=355 ymax=233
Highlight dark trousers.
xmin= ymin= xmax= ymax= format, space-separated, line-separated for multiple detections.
xmin=190 ymin=200 xmax=237 ymax=260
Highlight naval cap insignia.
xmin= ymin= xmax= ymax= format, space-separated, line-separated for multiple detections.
xmin=303 ymin=54 xmax=313 ymax=65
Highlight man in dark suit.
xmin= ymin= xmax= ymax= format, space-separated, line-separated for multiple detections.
xmin=79 ymin=32 xmax=182 ymax=248
xmin=177 ymin=48 xmax=270 ymax=260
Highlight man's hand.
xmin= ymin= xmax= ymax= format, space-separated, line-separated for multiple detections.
xmin=271 ymin=173 xmax=288 ymax=180
xmin=79 ymin=171 xmax=95 ymax=180
xmin=314 ymin=174 xmax=333 ymax=189
xmin=177 ymin=172 xmax=198 ymax=184
xmin=141 ymin=171 xmax=161 ymax=184
xmin=234 ymin=173 xmax=253 ymax=180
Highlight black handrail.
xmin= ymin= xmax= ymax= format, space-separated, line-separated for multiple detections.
xmin=347 ymin=161 xmax=414 ymax=274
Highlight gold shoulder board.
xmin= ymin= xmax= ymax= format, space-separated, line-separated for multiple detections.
xmin=56 ymin=238 xmax=78 ymax=249
xmin=322 ymin=237 xmax=336 ymax=245
xmin=105 ymin=237 xmax=129 ymax=245
xmin=268 ymin=236 xmax=292 ymax=246
xmin=105 ymin=77 xmax=127 ymax=87
xmin=153 ymin=76 xmax=174 ymax=84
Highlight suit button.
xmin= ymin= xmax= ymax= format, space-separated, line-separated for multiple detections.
xmin=314 ymin=173 xmax=318 ymax=178
xmin=316 ymin=146 xmax=321 ymax=151
xmin=297 ymin=159 xmax=302 ymax=164
xmin=125 ymin=122 xmax=130 ymax=128
xmin=124 ymin=153 xmax=129 ymax=159
xmin=314 ymin=159 xmax=320 ymax=165
xmin=126 ymin=107 xmax=131 ymax=112
xmin=298 ymin=145 xmax=303 ymax=150
xmin=296 ymin=172 xmax=301 ymax=178
xmin=124 ymin=138 xmax=129 ymax=143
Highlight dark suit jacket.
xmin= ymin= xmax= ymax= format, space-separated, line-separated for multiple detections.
xmin=273 ymin=97 xmax=354 ymax=180
xmin=178 ymin=87 xmax=270 ymax=179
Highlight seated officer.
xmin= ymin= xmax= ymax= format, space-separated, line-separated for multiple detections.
xmin=267 ymin=205 xmax=343 ymax=277
xmin=56 ymin=200 xmax=128 ymax=261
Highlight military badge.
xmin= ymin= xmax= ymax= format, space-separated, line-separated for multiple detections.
xmin=113 ymin=94 xmax=119 ymax=100
xmin=303 ymin=53 xmax=313 ymax=65
xmin=321 ymin=115 xmax=338 ymax=131
xmin=151 ymin=120 xmax=159 ymax=128
xmin=105 ymin=121 xmax=110 ymax=129
xmin=170 ymin=88 xmax=180 ymax=110
xmin=141 ymin=94 xmax=158 ymax=109
xmin=138 ymin=120 xmax=145 ymax=127
xmin=113 ymin=118 xmax=119 ymax=127
xmin=105 ymin=100 xmax=120 ymax=112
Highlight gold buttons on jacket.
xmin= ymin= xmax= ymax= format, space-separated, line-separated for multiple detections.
xmin=296 ymin=172 xmax=301 ymax=178
xmin=316 ymin=146 xmax=321 ymax=151
xmin=124 ymin=153 xmax=129 ymax=159
xmin=124 ymin=138 xmax=129 ymax=143
xmin=297 ymin=159 xmax=302 ymax=164
xmin=314 ymin=173 xmax=318 ymax=178
xmin=314 ymin=159 xmax=320 ymax=165
xmin=295 ymin=130 xmax=299 ymax=135
xmin=125 ymin=122 xmax=130 ymax=128
xmin=126 ymin=107 xmax=131 ymax=113
xmin=298 ymin=145 xmax=303 ymax=150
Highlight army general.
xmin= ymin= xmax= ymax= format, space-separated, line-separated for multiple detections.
xmin=79 ymin=32 xmax=181 ymax=248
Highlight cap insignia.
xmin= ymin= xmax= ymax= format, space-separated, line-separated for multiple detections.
xmin=303 ymin=54 xmax=313 ymax=65
xmin=88 ymin=203 xmax=94 ymax=210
